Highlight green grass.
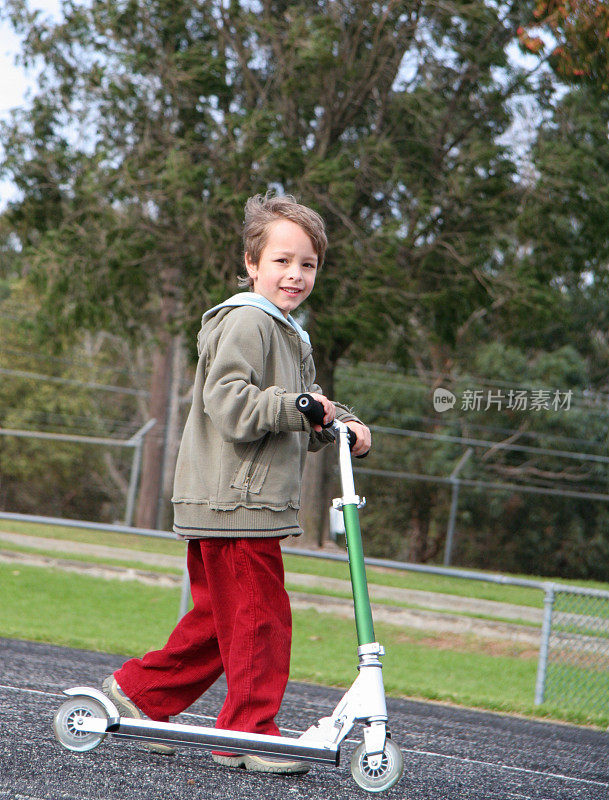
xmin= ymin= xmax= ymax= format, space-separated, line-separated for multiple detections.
xmin=0 ymin=519 xmax=552 ymax=608
xmin=283 ymin=554 xmax=546 ymax=609
xmin=285 ymin=580 xmax=541 ymax=630
xmin=0 ymin=528 xmax=543 ymax=627
xmin=0 ymin=561 xmax=180 ymax=656
xmin=292 ymin=611 xmax=539 ymax=712
xmin=1 ymin=536 xmax=542 ymax=629
xmin=4 ymin=519 xmax=609 ymax=608
xmin=1 ymin=540 xmax=185 ymax=576
xmin=0 ymin=519 xmax=185 ymax=557
xmin=1 ymin=561 xmax=607 ymax=728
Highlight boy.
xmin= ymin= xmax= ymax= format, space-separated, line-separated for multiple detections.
xmin=103 ymin=193 xmax=371 ymax=774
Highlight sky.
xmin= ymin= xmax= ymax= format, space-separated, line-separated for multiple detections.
xmin=0 ymin=0 xmax=62 ymax=208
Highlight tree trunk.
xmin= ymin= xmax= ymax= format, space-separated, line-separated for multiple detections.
xmin=299 ymin=358 xmax=337 ymax=547
xmin=300 ymin=448 xmax=334 ymax=547
xmin=135 ymin=270 xmax=180 ymax=529
xmin=407 ymin=487 xmax=433 ymax=562
xmin=135 ymin=333 xmax=173 ymax=529
xmin=158 ymin=333 xmax=185 ymax=530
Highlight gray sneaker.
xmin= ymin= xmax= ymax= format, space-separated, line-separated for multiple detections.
xmin=102 ymin=676 xmax=175 ymax=756
xmin=211 ymin=753 xmax=310 ymax=774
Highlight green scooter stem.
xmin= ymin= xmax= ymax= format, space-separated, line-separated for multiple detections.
xmin=342 ymin=503 xmax=375 ymax=646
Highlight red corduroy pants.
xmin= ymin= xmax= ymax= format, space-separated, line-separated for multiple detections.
xmin=114 ymin=537 xmax=292 ymax=737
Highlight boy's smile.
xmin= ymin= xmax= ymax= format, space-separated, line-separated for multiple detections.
xmin=245 ymin=219 xmax=318 ymax=318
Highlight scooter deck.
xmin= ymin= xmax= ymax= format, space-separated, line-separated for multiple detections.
xmin=79 ymin=710 xmax=340 ymax=765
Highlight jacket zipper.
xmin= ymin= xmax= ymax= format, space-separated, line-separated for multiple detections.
xmin=242 ymin=435 xmax=269 ymax=495
xmin=299 ymin=339 xmax=306 ymax=392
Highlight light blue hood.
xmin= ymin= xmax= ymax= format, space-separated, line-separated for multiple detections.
xmin=201 ymin=292 xmax=311 ymax=344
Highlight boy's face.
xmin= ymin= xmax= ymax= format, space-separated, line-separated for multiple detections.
xmin=245 ymin=219 xmax=318 ymax=318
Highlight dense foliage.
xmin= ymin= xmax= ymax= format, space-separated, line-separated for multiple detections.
xmin=1 ymin=1 xmax=608 ymax=576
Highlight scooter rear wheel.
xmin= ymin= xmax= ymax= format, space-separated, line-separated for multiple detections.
xmin=350 ymin=738 xmax=404 ymax=792
xmin=53 ymin=695 xmax=108 ymax=752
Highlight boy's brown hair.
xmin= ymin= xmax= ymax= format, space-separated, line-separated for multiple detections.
xmin=239 ymin=193 xmax=327 ymax=287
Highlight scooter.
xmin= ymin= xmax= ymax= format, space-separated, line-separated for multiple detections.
xmin=53 ymin=395 xmax=404 ymax=793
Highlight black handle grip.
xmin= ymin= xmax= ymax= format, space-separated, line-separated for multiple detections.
xmin=349 ymin=429 xmax=369 ymax=459
xmin=296 ymin=394 xmax=327 ymax=427
xmin=297 ymin=394 xmax=368 ymax=457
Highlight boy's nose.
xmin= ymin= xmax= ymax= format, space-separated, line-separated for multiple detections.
xmin=286 ymin=263 xmax=304 ymax=281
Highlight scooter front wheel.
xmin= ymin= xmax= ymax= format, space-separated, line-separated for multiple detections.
xmin=350 ymin=738 xmax=404 ymax=793
xmin=53 ymin=695 xmax=108 ymax=752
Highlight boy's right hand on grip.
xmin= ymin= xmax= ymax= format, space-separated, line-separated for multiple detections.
xmin=297 ymin=394 xmax=369 ymax=457
xmin=296 ymin=393 xmax=336 ymax=432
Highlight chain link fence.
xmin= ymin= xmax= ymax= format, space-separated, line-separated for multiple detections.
xmin=2 ymin=499 xmax=609 ymax=717
xmin=535 ymin=584 xmax=609 ymax=714
xmin=0 ymin=421 xmax=156 ymax=526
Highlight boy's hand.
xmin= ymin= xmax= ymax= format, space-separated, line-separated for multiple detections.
xmin=308 ymin=393 xmax=336 ymax=431
xmin=345 ymin=421 xmax=372 ymax=457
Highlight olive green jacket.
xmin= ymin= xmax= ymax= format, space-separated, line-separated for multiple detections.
xmin=172 ymin=297 xmax=358 ymax=537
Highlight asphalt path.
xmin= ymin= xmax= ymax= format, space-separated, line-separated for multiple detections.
xmin=1 ymin=638 xmax=608 ymax=800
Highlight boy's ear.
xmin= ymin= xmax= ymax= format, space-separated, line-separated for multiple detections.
xmin=244 ymin=252 xmax=257 ymax=280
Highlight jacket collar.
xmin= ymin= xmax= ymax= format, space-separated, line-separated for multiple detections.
xmin=202 ymin=292 xmax=311 ymax=344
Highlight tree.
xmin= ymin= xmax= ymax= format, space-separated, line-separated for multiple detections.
xmin=1 ymin=0 xmax=548 ymax=542
xmin=336 ymin=344 xmax=609 ymax=580
xmin=0 ymin=278 xmax=137 ymax=519
xmin=520 ymin=0 xmax=609 ymax=91
xmin=1 ymin=0 xmax=236 ymax=527
xmin=512 ymin=86 xmax=609 ymax=388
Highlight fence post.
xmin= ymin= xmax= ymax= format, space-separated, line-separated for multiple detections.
xmin=178 ymin=549 xmax=190 ymax=620
xmin=444 ymin=448 xmax=473 ymax=566
xmin=535 ymin=584 xmax=555 ymax=705
xmin=124 ymin=419 xmax=156 ymax=527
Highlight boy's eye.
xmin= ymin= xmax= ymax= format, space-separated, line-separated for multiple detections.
xmin=304 ymin=262 xmax=317 ymax=270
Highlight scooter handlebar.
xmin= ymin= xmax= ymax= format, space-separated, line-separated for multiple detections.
xmin=296 ymin=394 xmax=366 ymax=456
xmin=296 ymin=394 xmax=327 ymax=427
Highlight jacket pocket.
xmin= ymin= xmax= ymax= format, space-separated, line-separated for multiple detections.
xmin=230 ymin=433 xmax=278 ymax=496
